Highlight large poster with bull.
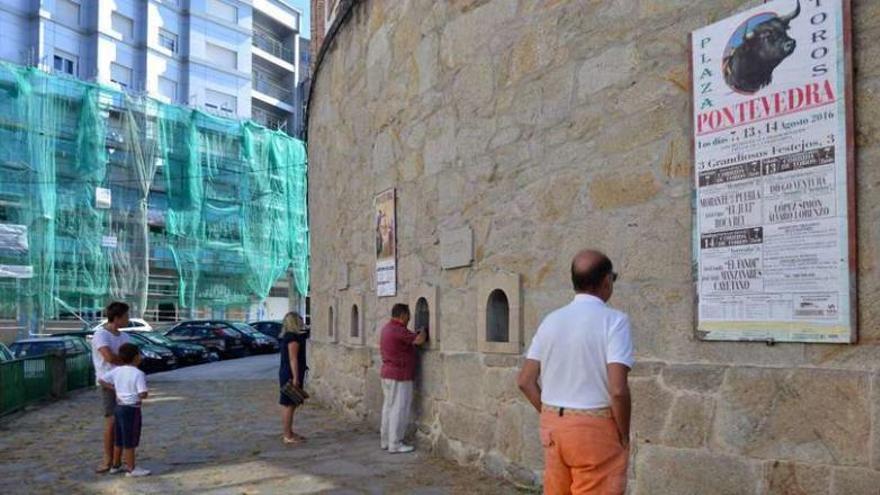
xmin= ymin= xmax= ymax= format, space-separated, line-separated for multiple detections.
xmin=691 ymin=0 xmax=855 ymax=343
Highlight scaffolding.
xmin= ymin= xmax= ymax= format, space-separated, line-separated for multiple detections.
xmin=0 ymin=62 xmax=309 ymax=335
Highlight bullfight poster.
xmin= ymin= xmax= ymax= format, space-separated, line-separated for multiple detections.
xmin=375 ymin=188 xmax=397 ymax=297
xmin=691 ymin=0 xmax=855 ymax=343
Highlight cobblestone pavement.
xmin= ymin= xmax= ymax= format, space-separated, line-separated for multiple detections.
xmin=0 ymin=356 xmax=521 ymax=494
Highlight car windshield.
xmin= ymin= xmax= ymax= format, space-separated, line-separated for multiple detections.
xmin=217 ymin=325 xmax=242 ymax=337
xmin=11 ymin=341 xmax=65 ymax=357
xmin=232 ymin=323 xmax=260 ymax=336
xmin=153 ymin=323 xmax=176 ymax=333
xmin=140 ymin=332 xmax=175 ymax=346
xmin=126 ymin=333 xmax=155 ymax=347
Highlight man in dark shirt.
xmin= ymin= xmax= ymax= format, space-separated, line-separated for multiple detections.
xmin=379 ymin=303 xmax=427 ymax=453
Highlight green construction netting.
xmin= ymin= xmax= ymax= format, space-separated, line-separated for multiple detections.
xmin=0 ymin=62 xmax=308 ymax=326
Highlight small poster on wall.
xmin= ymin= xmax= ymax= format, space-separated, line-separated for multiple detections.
xmin=375 ymin=188 xmax=397 ymax=297
xmin=691 ymin=0 xmax=855 ymax=343
xmin=96 ymin=187 xmax=112 ymax=209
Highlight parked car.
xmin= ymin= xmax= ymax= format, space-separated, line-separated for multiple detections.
xmin=161 ymin=321 xmax=246 ymax=358
xmin=248 ymin=320 xmax=312 ymax=341
xmin=123 ymin=330 xmax=215 ymax=365
xmin=0 ymin=342 xmax=16 ymax=362
xmin=53 ymin=330 xmax=96 ymax=343
xmin=9 ymin=336 xmax=91 ymax=359
xmin=248 ymin=320 xmax=282 ymax=339
xmin=87 ymin=318 xmax=154 ymax=333
xmin=229 ymin=322 xmax=279 ymax=353
xmin=53 ymin=330 xmax=176 ymax=374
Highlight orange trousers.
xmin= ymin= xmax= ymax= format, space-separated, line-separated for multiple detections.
xmin=540 ymin=410 xmax=628 ymax=495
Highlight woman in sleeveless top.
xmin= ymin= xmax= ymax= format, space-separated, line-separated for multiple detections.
xmin=278 ymin=312 xmax=308 ymax=444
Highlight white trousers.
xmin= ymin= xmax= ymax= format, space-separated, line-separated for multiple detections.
xmin=380 ymin=379 xmax=413 ymax=449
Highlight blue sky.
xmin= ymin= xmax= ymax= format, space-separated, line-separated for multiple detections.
xmin=286 ymin=0 xmax=311 ymax=38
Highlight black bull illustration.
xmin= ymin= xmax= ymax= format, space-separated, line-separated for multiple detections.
xmin=722 ymin=0 xmax=801 ymax=94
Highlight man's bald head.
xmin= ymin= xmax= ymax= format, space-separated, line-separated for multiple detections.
xmin=571 ymin=250 xmax=614 ymax=294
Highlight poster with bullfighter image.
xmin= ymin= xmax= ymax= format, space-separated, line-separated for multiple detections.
xmin=690 ymin=0 xmax=856 ymax=343
xmin=375 ymin=188 xmax=397 ymax=297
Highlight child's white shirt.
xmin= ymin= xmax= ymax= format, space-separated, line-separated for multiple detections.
xmin=102 ymin=365 xmax=148 ymax=405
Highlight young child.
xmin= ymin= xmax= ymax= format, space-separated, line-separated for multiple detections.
xmin=99 ymin=343 xmax=150 ymax=477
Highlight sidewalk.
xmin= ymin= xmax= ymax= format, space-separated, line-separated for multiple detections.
xmin=0 ymin=357 xmax=518 ymax=494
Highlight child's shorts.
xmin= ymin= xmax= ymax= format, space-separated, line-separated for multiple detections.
xmin=114 ymin=405 xmax=142 ymax=449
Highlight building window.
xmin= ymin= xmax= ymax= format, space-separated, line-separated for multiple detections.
xmin=110 ymin=63 xmax=133 ymax=90
xmin=53 ymin=52 xmax=77 ymax=76
xmin=477 ymin=271 xmax=521 ymax=354
xmin=350 ymin=304 xmax=359 ymax=338
xmin=158 ymin=76 xmax=178 ymax=102
xmin=324 ymin=0 xmax=340 ymax=33
xmin=111 ymin=12 xmax=135 ymax=43
xmin=305 ymin=296 xmax=311 ymax=326
xmin=414 ymin=297 xmax=429 ymax=332
xmin=207 ymin=0 xmax=238 ymax=24
xmin=206 ymin=43 xmax=237 ymax=70
xmin=159 ymin=29 xmax=178 ymax=53
xmin=56 ymin=0 xmax=81 ymax=27
xmin=486 ymin=290 xmax=510 ymax=343
xmin=204 ymin=89 xmax=236 ymax=114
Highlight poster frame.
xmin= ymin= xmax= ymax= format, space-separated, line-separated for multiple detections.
xmin=688 ymin=0 xmax=857 ymax=344
xmin=374 ymin=187 xmax=397 ymax=298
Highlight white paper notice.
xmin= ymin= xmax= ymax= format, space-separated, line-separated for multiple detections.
xmin=96 ymin=187 xmax=112 ymax=209
xmin=101 ymin=235 xmax=118 ymax=249
xmin=0 ymin=224 xmax=28 ymax=253
xmin=0 ymin=265 xmax=33 ymax=279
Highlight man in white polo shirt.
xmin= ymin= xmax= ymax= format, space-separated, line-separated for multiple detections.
xmin=92 ymin=301 xmax=131 ymax=474
xmin=518 ymin=250 xmax=634 ymax=495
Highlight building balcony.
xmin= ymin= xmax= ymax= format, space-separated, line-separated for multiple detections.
xmin=252 ymin=106 xmax=289 ymax=131
xmin=253 ymin=29 xmax=294 ymax=64
xmin=252 ymin=76 xmax=291 ymax=102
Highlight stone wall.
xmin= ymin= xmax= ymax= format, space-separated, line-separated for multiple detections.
xmin=306 ymin=0 xmax=880 ymax=492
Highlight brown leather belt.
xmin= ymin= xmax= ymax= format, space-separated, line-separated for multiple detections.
xmin=542 ymin=404 xmax=612 ymax=418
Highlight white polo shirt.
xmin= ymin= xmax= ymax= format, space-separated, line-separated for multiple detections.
xmin=526 ymin=294 xmax=634 ymax=409
xmin=92 ymin=326 xmax=130 ymax=382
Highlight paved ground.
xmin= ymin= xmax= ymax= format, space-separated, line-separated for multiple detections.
xmin=0 ymin=355 xmax=520 ymax=494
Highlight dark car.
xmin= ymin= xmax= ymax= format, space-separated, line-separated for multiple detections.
xmin=161 ymin=321 xmax=246 ymax=358
xmin=131 ymin=341 xmax=177 ymax=374
xmin=10 ymin=336 xmax=91 ymax=359
xmin=53 ymin=330 xmax=177 ymax=373
xmin=230 ymin=322 xmax=279 ymax=353
xmin=248 ymin=320 xmax=282 ymax=339
xmin=249 ymin=320 xmax=312 ymax=341
xmin=123 ymin=330 xmax=213 ymax=366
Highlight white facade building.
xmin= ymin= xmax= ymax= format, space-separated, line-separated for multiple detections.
xmin=0 ymin=0 xmax=304 ymax=136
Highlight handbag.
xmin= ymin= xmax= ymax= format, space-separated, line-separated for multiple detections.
xmin=281 ymin=379 xmax=310 ymax=406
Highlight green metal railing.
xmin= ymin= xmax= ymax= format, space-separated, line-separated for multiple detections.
xmin=0 ymin=353 xmax=95 ymax=416
xmin=65 ymin=353 xmax=93 ymax=391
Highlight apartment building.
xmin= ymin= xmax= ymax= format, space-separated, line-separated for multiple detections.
xmin=0 ymin=0 xmax=304 ymax=136
xmin=0 ymin=0 xmax=306 ymax=329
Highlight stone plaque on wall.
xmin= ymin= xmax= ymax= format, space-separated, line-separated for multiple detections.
xmin=440 ymin=226 xmax=473 ymax=269
xmin=337 ymin=263 xmax=349 ymax=290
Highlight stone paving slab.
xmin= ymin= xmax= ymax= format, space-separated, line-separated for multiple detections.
xmin=0 ymin=359 xmax=521 ymax=494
